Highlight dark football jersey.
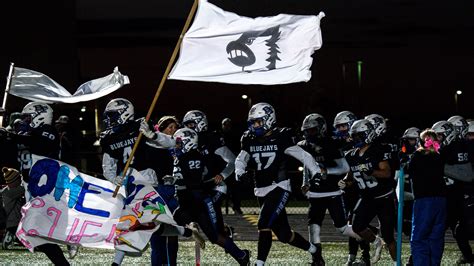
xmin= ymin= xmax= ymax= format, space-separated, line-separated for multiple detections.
xmin=345 ymin=144 xmax=393 ymax=198
xmin=100 ymin=120 xmax=157 ymax=174
xmin=173 ymin=149 xmax=206 ymax=191
xmin=298 ymin=137 xmax=344 ymax=192
xmin=10 ymin=124 xmax=59 ymax=180
xmin=198 ymin=130 xmax=227 ymax=179
xmin=374 ymin=135 xmax=400 ymax=176
xmin=240 ymin=127 xmax=296 ymax=188
xmin=440 ymin=139 xmax=470 ymax=187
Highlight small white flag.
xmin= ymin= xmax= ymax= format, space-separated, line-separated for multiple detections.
xmin=9 ymin=67 xmax=130 ymax=103
xmin=168 ymin=0 xmax=325 ymax=85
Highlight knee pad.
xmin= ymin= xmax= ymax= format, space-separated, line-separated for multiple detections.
xmin=309 ymin=224 xmax=321 ymax=244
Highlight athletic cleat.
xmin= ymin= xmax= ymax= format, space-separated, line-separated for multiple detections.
xmin=371 ymin=236 xmax=384 ymax=264
xmin=67 ymin=245 xmax=80 ymax=259
xmin=345 ymin=255 xmax=356 ymax=266
xmin=188 ymin=222 xmax=206 ymax=249
xmin=2 ymin=231 xmax=14 ymax=250
xmin=311 ymin=243 xmax=325 ymax=266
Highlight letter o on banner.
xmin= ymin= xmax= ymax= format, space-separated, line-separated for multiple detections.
xmin=28 ymin=159 xmax=60 ymax=197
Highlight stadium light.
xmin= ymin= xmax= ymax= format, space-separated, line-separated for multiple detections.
xmin=454 ymin=90 xmax=462 ymax=112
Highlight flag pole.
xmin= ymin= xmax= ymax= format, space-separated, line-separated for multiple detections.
xmin=112 ymin=0 xmax=199 ymax=197
xmin=0 ymin=62 xmax=15 ymax=127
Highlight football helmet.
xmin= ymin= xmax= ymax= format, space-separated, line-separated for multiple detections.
xmin=21 ymin=102 xmax=53 ymax=128
xmin=432 ymin=120 xmax=455 ymax=147
xmin=349 ymin=119 xmax=376 ymax=147
xmin=247 ymin=102 xmax=276 ymax=137
xmin=183 ymin=110 xmax=208 ymax=133
xmin=173 ymin=127 xmax=198 ymax=154
xmin=55 ymin=115 xmax=69 ymax=124
xmin=401 ymin=127 xmax=421 ymax=154
xmin=402 ymin=127 xmax=421 ymax=139
xmin=468 ymin=121 xmax=474 ymax=134
xmin=364 ymin=114 xmax=386 ymax=137
xmin=333 ymin=111 xmax=357 ymax=139
xmin=104 ymin=98 xmax=134 ymax=129
xmin=301 ymin=113 xmax=327 ymax=141
xmin=447 ymin=115 xmax=468 ymax=139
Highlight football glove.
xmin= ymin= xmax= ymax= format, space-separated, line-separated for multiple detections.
xmin=139 ymin=119 xmax=156 ymax=140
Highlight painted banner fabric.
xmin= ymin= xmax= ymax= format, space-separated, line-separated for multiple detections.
xmin=16 ymin=155 xmax=180 ymax=254
xmin=16 ymin=155 xmax=125 ymax=251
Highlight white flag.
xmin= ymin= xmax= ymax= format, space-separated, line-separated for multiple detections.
xmin=168 ymin=0 xmax=324 ymax=85
xmin=9 ymin=67 xmax=130 ymax=103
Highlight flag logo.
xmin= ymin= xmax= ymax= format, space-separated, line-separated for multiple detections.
xmin=226 ymin=26 xmax=281 ymax=72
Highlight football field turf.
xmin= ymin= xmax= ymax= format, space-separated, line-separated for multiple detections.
xmin=1 ymin=241 xmax=471 ymax=265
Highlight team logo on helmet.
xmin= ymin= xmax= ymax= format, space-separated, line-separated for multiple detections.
xmin=349 ymin=119 xmax=376 ymax=147
xmin=104 ymin=98 xmax=134 ymax=129
xmin=21 ymin=102 xmax=53 ymax=129
xmin=432 ymin=121 xmax=455 ymax=147
xmin=447 ymin=115 xmax=468 ymax=139
xmin=173 ymin=128 xmax=198 ymax=155
xmin=183 ymin=110 xmax=208 ymax=133
xmin=248 ymin=103 xmax=276 ymax=137
xmin=301 ymin=113 xmax=327 ymax=142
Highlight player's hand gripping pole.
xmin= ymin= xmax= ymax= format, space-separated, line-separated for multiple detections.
xmin=112 ymin=0 xmax=199 ymax=197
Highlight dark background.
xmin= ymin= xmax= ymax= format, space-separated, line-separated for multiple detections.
xmin=1 ymin=0 xmax=473 ymax=138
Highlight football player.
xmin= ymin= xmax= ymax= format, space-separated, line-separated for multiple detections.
xmin=172 ymin=127 xmax=250 ymax=265
xmin=298 ymin=113 xmax=352 ymax=266
xmin=100 ymin=99 xmax=201 ymax=266
xmin=8 ymin=102 xmax=70 ymax=264
xmin=434 ymin=117 xmax=473 ymax=264
xmin=182 ymin=110 xmax=236 ymax=209
xmin=339 ymin=119 xmax=396 ymax=263
xmin=235 ymin=103 xmax=322 ymax=266
xmin=332 ymin=110 xmax=370 ymax=265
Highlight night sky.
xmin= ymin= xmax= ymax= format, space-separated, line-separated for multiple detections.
xmin=1 ymin=0 xmax=473 ymax=137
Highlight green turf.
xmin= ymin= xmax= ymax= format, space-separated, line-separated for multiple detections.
xmin=0 ymin=241 xmax=471 ymax=265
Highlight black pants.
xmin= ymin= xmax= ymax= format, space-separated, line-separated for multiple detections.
xmin=308 ymin=194 xmax=347 ymax=228
xmin=352 ymin=193 xmax=396 ymax=245
xmin=178 ymin=190 xmax=225 ymax=243
xmin=257 ymin=187 xmax=293 ymax=239
xmin=449 ymin=184 xmax=474 ymax=261
xmin=35 ymin=243 xmax=69 ymax=266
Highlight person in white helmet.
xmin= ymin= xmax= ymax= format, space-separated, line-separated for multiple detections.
xmin=235 ymin=103 xmax=323 ymax=266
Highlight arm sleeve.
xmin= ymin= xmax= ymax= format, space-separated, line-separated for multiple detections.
xmin=148 ymin=132 xmax=176 ymax=148
xmin=326 ymin=158 xmax=350 ymax=175
xmin=284 ymin=145 xmax=321 ymax=177
xmin=235 ymin=150 xmax=250 ymax=180
xmin=444 ymin=162 xmax=474 ymax=182
xmin=102 ymin=152 xmax=119 ymax=185
xmin=214 ymin=146 xmax=236 ymax=179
